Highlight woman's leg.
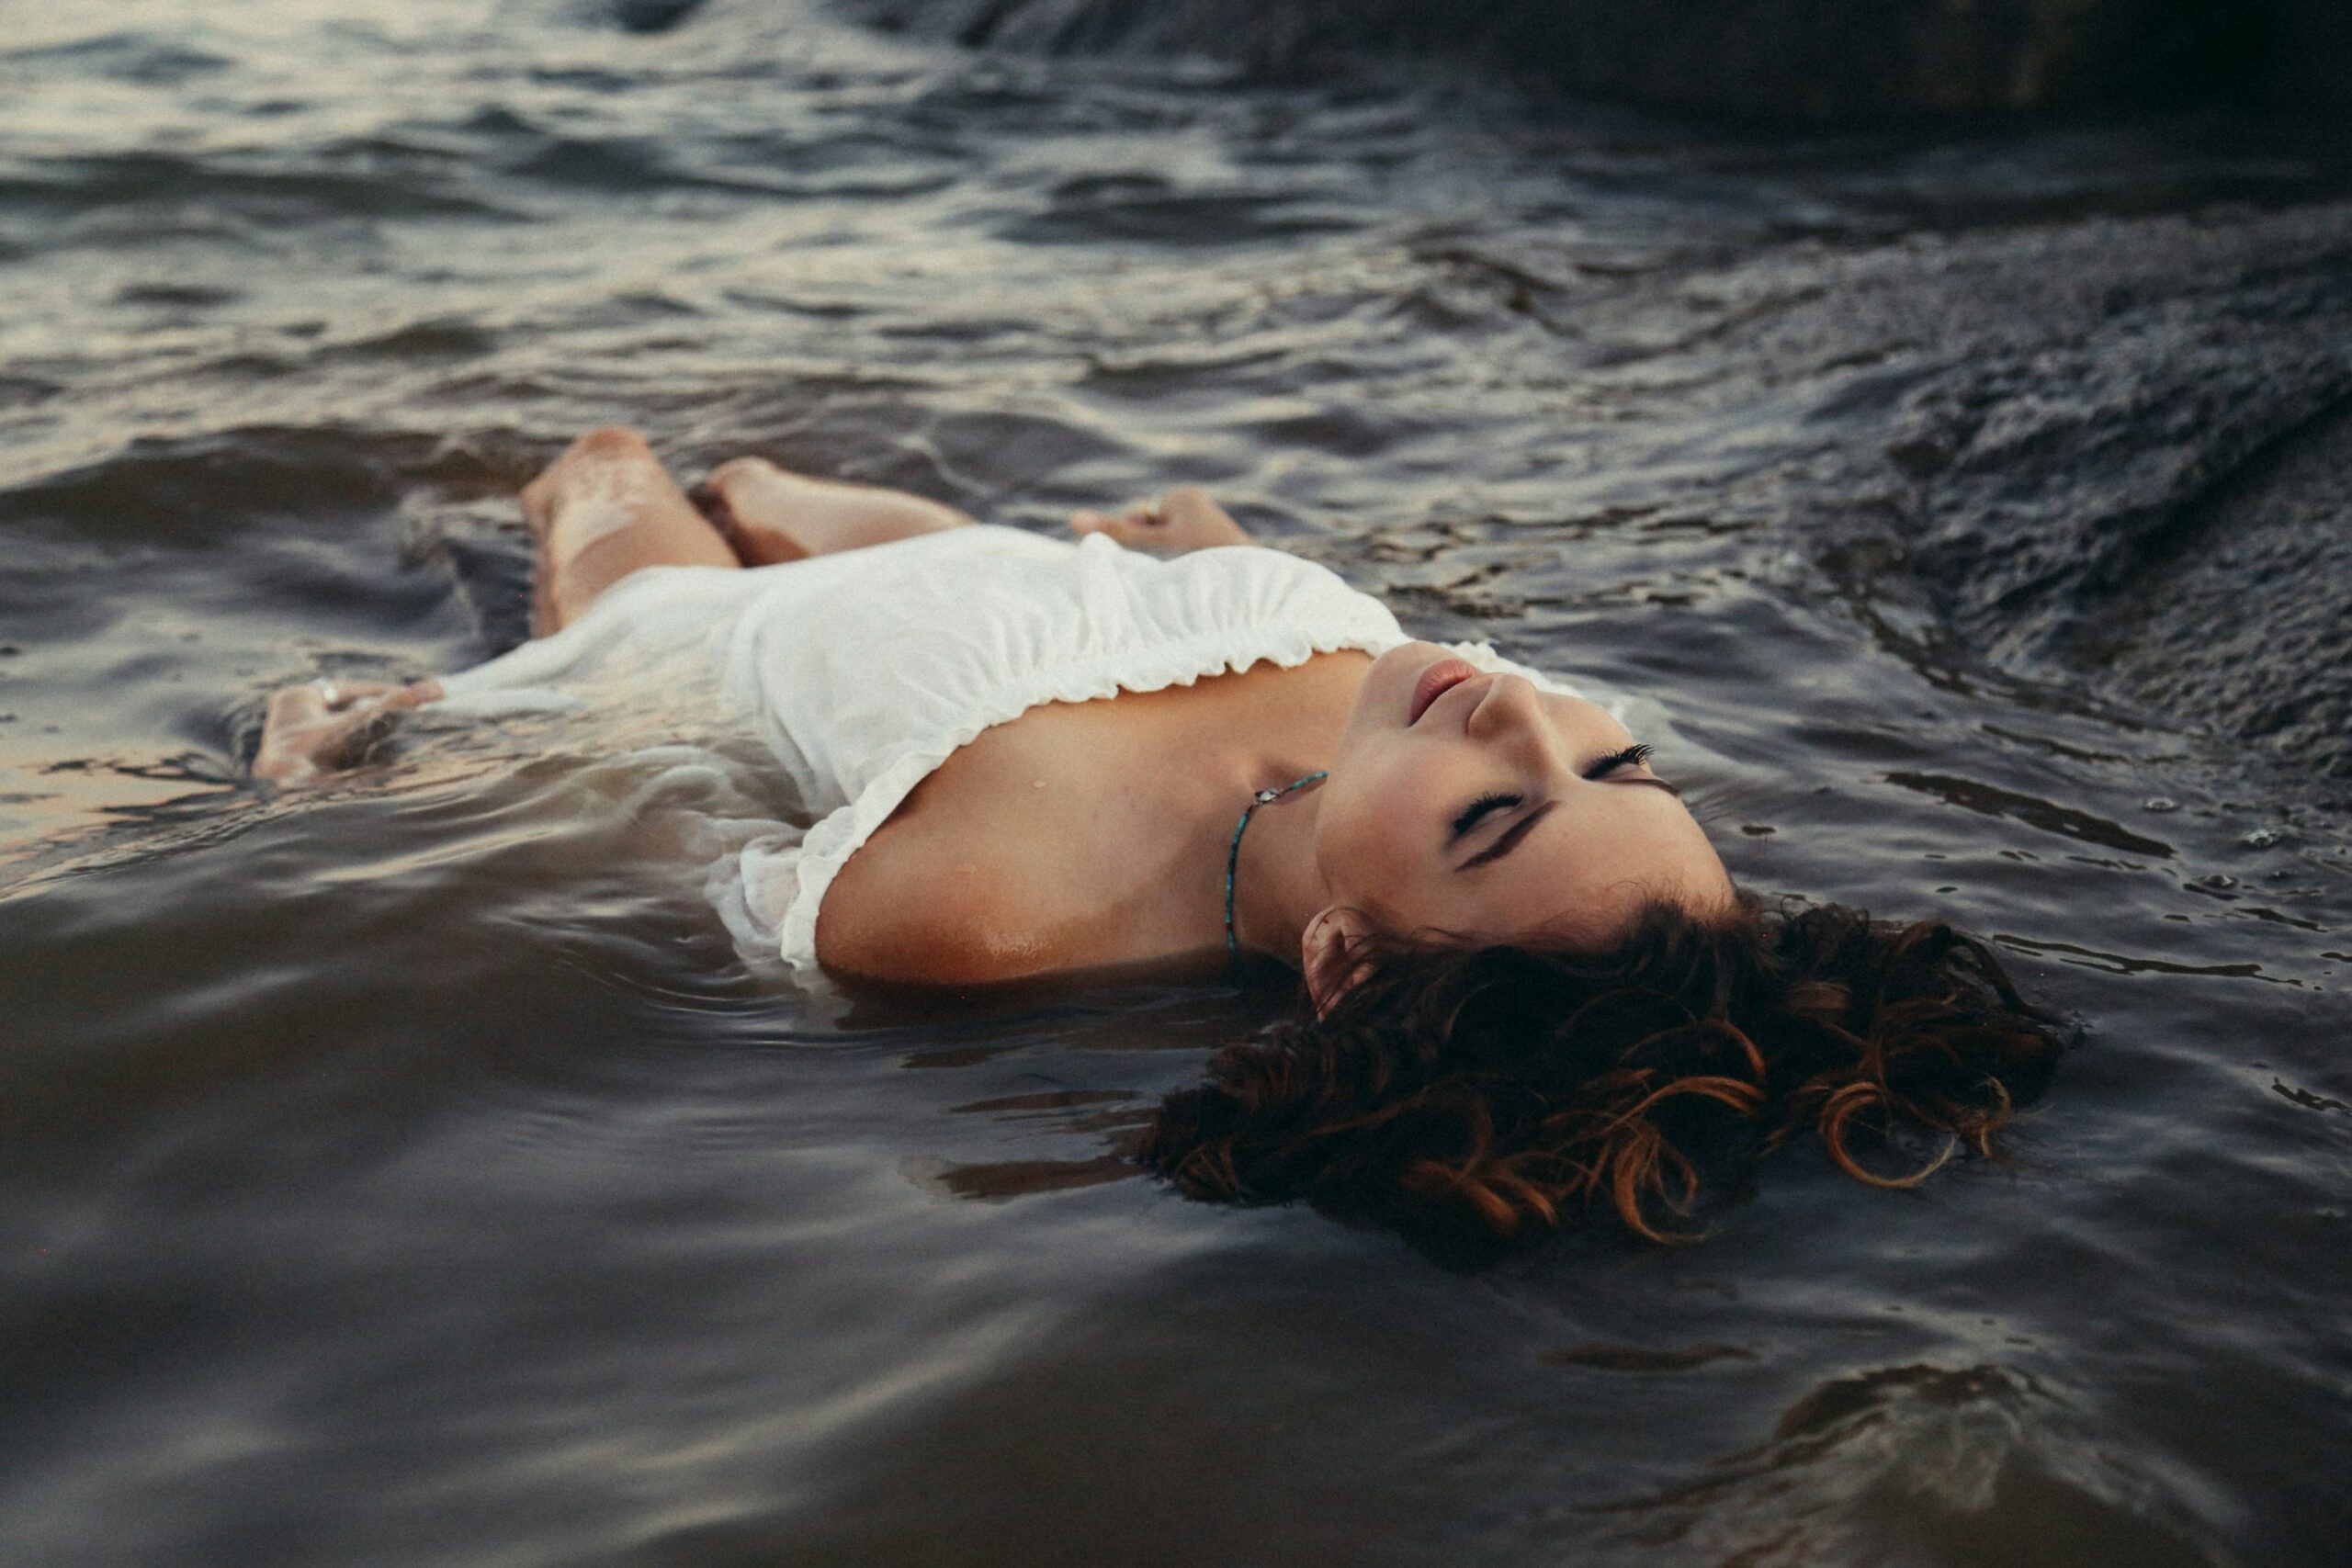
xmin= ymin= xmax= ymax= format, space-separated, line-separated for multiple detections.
xmin=524 ymin=427 xmax=739 ymax=635
xmin=690 ymin=457 xmax=972 ymax=566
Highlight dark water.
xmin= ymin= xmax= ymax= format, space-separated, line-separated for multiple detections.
xmin=5 ymin=4 xmax=2351 ymax=1564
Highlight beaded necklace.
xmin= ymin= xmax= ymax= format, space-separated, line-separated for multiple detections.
xmin=1223 ymin=771 xmax=1328 ymax=962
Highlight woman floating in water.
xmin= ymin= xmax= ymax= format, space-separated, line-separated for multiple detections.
xmin=256 ymin=427 xmax=2063 ymax=1247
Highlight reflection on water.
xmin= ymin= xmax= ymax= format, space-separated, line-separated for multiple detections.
xmin=3 ymin=2 xmax=2350 ymax=1565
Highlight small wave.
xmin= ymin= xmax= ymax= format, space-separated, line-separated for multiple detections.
xmin=0 ymin=29 xmax=232 ymax=85
xmin=1583 ymin=1361 xmax=2215 ymax=1564
xmin=1000 ymin=181 xmax=1363 ymax=245
xmin=0 ymin=425 xmax=441 ymax=537
xmin=0 ymin=152 xmax=517 ymax=223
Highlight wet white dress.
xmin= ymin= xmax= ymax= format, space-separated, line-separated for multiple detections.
xmin=435 ymin=525 xmax=1576 ymax=971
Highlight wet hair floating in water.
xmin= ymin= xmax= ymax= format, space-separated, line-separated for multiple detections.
xmin=1141 ymin=893 xmax=2067 ymax=1250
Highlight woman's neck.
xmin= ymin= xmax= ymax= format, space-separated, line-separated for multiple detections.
xmin=1203 ymin=653 xmax=1371 ymax=968
xmin=1225 ymin=783 xmax=1331 ymax=967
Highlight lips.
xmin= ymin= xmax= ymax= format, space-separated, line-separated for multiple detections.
xmin=1407 ymin=657 xmax=1480 ymax=726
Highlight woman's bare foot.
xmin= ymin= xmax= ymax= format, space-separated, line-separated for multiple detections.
xmin=1070 ymin=487 xmax=1251 ymax=554
xmin=689 ymin=457 xmax=970 ymax=566
xmin=686 ymin=458 xmax=804 ymax=566
xmin=253 ymin=678 xmax=443 ymax=786
xmin=521 ymin=426 xmax=736 ymax=634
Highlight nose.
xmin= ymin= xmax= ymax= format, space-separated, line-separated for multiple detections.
xmin=1464 ymin=671 xmax=1550 ymax=755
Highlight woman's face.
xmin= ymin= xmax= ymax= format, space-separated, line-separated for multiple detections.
xmin=1313 ymin=643 xmax=1732 ymax=948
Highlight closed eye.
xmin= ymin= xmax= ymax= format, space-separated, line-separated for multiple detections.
xmin=1586 ymin=742 xmax=1679 ymax=796
xmin=1450 ymin=791 xmax=1522 ymax=839
xmin=1583 ymin=743 xmax=1653 ymax=779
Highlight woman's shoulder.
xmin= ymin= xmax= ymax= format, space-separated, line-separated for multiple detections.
xmin=813 ymin=827 xmax=1051 ymax=985
xmin=809 ymin=762 xmax=1110 ymax=986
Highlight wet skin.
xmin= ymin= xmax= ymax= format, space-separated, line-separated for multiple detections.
xmin=800 ymin=640 xmax=1732 ymax=991
xmin=257 ymin=434 xmax=1732 ymax=988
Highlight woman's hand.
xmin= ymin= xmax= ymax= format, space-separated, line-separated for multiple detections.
xmin=252 ymin=678 xmax=442 ymax=785
xmin=1070 ymin=487 xmax=1251 ymax=554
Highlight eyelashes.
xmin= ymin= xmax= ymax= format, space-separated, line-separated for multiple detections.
xmin=1448 ymin=745 xmax=1656 ymax=840
xmin=1584 ymin=742 xmax=1653 ymax=778
xmin=1450 ymin=792 xmax=1522 ymax=837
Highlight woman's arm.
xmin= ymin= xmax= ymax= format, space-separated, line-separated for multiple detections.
xmin=1069 ymin=487 xmax=1252 ymax=554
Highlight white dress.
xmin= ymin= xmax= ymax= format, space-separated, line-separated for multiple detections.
xmin=436 ymin=525 xmax=1577 ymax=971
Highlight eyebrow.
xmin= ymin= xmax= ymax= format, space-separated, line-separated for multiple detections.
xmin=1456 ymin=778 xmax=1683 ymax=872
xmin=1460 ymin=801 xmax=1555 ymax=870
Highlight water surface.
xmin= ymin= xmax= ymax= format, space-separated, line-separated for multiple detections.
xmin=4 ymin=4 xmax=2349 ymax=1564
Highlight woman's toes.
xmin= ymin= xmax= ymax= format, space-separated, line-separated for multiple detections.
xmin=706 ymin=455 xmax=781 ymax=492
xmin=697 ymin=457 xmax=787 ymax=522
xmin=1069 ymin=502 xmax=1160 ymax=546
xmin=685 ymin=479 xmax=751 ymax=553
xmin=690 ymin=457 xmax=827 ymax=564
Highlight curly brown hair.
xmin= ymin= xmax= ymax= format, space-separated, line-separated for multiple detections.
xmin=1140 ymin=894 xmax=2066 ymax=1248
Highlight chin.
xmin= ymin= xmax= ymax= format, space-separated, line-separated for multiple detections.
xmin=1350 ymin=642 xmax=1444 ymax=731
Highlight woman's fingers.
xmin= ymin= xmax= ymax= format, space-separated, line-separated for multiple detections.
xmin=315 ymin=678 xmax=441 ymax=713
xmin=377 ymin=679 xmax=442 ymax=709
xmin=254 ymin=678 xmax=441 ymax=784
xmin=266 ymin=683 xmax=328 ymax=728
xmin=320 ymin=679 xmax=401 ymax=712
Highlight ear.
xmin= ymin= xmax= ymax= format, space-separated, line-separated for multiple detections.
xmin=1302 ymin=906 xmax=1376 ymax=1019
